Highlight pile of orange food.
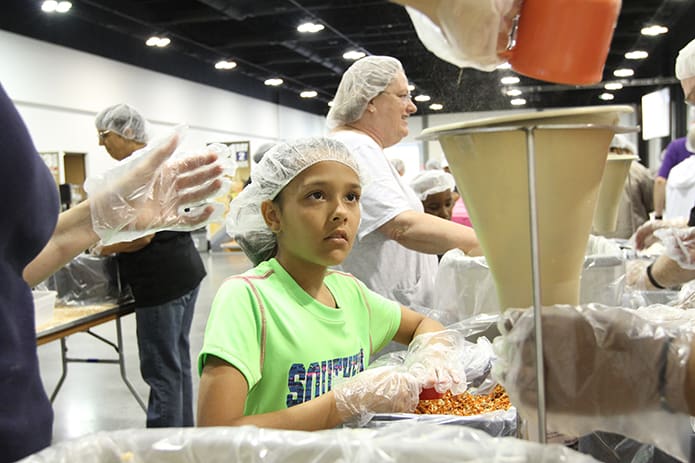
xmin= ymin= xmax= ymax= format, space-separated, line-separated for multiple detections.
xmin=415 ymin=384 xmax=511 ymax=416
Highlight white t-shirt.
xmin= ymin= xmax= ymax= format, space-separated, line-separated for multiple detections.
xmin=331 ymin=130 xmax=438 ymax=311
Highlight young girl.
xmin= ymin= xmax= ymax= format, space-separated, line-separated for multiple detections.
xmin=197 ymin=137 xmax=454 ymax=430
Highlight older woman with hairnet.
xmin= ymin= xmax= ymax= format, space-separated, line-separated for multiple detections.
xmin=327 ymin=56 xmax=481 ymax=311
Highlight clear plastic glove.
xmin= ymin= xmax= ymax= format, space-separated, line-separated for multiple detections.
xmin=84 ymin=128 xmax=232 ymax=245
xmin=492 ymin=304 xmax=690 ymax=416
xmin=625 ymin=259 xmax=659 ymax=291
xmin=632 ymin=218 xmax=688 ymax=251
xmin=403 ymin=329 xmax=468 ymax=395
xmin=654 ymin=227 xmax=695 ymax=270
xmin=333 ymin=366 xmax=420 ymax=426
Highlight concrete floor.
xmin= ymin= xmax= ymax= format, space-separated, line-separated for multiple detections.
xmin=37 ymin=251 xmax=254 ymax=445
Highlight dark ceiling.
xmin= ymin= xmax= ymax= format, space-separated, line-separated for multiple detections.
xmin=2 ymin=0 xmax=695 ymax=117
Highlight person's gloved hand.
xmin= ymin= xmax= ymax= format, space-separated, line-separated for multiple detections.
xmin=654 ymin=227 xmax=695 ymax=270
xmin=403 ymin=329 xmax=468 ymax=395
xmin=85 ymin=130 xmax=231 ymax=245
xmin=626 ymin=259 xmax=659 ymax=291
xmin=492 ymin=304 xmax=690 ymax=416
xmin=333 ymin=366 xmax=420 ymax=425
xmin=632 ymin=218 xmax=688 ymax=251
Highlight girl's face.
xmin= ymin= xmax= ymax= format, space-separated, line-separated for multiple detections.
xmin=422 ymin=190 xmax=454 ymax=220
xmin=264 ymin=161 xmax=362 ymax=269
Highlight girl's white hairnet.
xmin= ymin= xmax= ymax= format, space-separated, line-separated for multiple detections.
xmin=226 ymin=137 xmax=363 ymax=265
xmin=609 ymin=134 xmax=636 ymax=154
xmin=326 ymin=56 xmax=404 ymax=130
xmin=410 ymin=170 xmax=456 ymax=201
xmin=675 ymin=38 xmax=695 ymax=80
xmin=95 ymin=104 xmax=149 ymax=143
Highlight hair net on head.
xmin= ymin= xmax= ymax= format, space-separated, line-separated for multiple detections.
xmin=609 ymin=134 xmax=636 ymax=154
xmin=226 ymin=137 xmax=363 ymax=265
xmin=389 ymin=157 xmax=405 ymax=174
xmin=326 ymin=56 xmax=404 ymax=130
xmin=425 ymin=158 xmax=442 ymax=170
xmin=410 ymin=170 xmax=456 ymax=201
xmin=675 ymin=38 xmax=695 ymax=80
xmin=253 ymin=142 xmax=276 ymax=164
xmin=95 ymin=104 xmax=149 ymax=143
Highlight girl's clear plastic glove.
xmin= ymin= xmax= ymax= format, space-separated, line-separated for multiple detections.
xmin=625 ymin=259 xmax=659 ymax=291
xmin=632 ymin=218 xmax=688 ymax=251
xmin=84 ymin=129 xmax=233 ymax=245
xmin=402 ymin=329 xmax=468 ymax=395
xmin=492 ymin=304 xmax=690 ymax=416
xmin=654 ymin=227 xmax=695 ymax=270
xmin=333 ymin=366 xmax=420 ymax=426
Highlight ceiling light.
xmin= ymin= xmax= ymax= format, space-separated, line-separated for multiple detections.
xmin=505 ymin=88 xmax=522 ymax=97
xmin=343 ymin=50 xmax=366 ymax=60
xmin=510 ymin=98 xmax=526 ymax=106
xmin=501 ymin=76 xmax=520 ymax=85
xmin=414 ymin=94 xmax=431 ymax=102
xmin=300 ymin=90 xmax=318 ymax=98
xmin=613 ymin=68 xmax=634 ymax=77
xmin=429 ymin=103 xmax=443 ymax=111
xmin=408 ymin=83 xmax=415 ymax=92
xmin=604 ymin=82 xmax=623 ymax=90
xmin=599 ymin=92 xmax=615 ymax=101
xmin=625 ymin=50 xmax=648 ymax=60
xmin=42 ymin=0 xmax=71 ymax=13
xmin=264 ymin=78 xmax=283 ymax=87
xmin=146 ymin=36 xmax=170 ymax=47
xmin=328 ymin=100 xmax=334 ymax=107
xmin=297 ymin=22 xmax=324 ymax=33
xmin=641 ymin=25 xmax=668 ymax=36
xmin=496 ymin=62 xmax=512 ymax=70
xmin=214 ymin=60 xmax=237 ymax=70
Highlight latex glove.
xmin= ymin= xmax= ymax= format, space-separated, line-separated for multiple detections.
xmin=403 ymin=329 xmax=468 ymax=395
xmin=654 ymin=227 xmax=695 ymax=270
xmin=85 ymin=129 xmax=231 ymax=245
xmin=492 ymin=304 xmax=690 ymax=416
xmin=632 ymin=218 xmax=688 ymax=251
xmin=625 ymin=259 xmax=659 ymax=291
xmin=333 ymin=366 xmax=420 ymax=426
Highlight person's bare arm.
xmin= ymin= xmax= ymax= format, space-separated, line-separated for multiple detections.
xmin=654 ymin=176 xmax=667 ymax=218
xmin=197 ymin=356 xmax=341 ymax=430
xmin=392 ymin=306 xmax=445 ymax=346
xmin=378 ymin=209 xmax=482 ymax=256
xmin=648 ymin=254 xmax=695 ymax=289
xmin=23 ymin=201 xmax=99 ymax=287
xmin=99 ymin=234 xmax=155 ymax=255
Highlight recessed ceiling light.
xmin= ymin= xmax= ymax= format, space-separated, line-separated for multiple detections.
xmin=146 ymin=36 xmax=170 ymax=47
xmin=264 ymin=78 xmax=284 ymax=86
xmin=496 ymin=62 xmax=512 ymax=70
xmin=297 ymin=22 xmax=324 ymax=33
xmin=599 ymin=92 xmax=615 ymax=101
xmin=42 ymin=0 xmax=71 ymax=13
xmin=625 ymin=50 xmax=648 ymax=60
xmin=214 ymin=60 xmax=237 ymax=70
xmin=510 ymin=98 xmax=526 ymax=106
xmin=505 ymin=88 xmax=522 ymax=97
xmin=641 ymin=25 xmax=668 ymax=36
xmin=604 ymin=82 xmax=623 ymax=90
xmin=408 ymin=83 xmax=415 ymax=92
xmin=343 ymin=50 xmax=366 ymax=60
xmin=327 ymin=100 xmax=334 ymax=107
xmin=414 ymin=94 xmax=431 ymax=102
xmin=613 ymin=68 xmax=634 ymax=77
xmin=429 ymin=103 xmax=443 ymax=111
xmin=501 ymin=76 xmax=520 ymax=85
xmin=300 ymin=90 xmax=318 ymax=98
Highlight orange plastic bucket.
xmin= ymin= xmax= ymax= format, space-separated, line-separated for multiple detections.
xmin=502 ymin=0 xmax=622 ymax=85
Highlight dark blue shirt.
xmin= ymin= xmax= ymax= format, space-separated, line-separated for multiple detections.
xmin=0 ymin=83 xmax=58 ymax=461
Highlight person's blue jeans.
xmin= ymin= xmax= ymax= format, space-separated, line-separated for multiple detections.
xmin=135 ymin=286 xmax=199 ymax=427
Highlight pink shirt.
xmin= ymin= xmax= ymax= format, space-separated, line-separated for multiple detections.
xmin=451 ymin=197 xmax=473 ymax=228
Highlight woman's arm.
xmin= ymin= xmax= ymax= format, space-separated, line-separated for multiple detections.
xmin=197 ymin=356 xmax=342 ymax=430
xmin=378 ymin=210 xmax=482 ymax=256
xmin=23 ymin=200 xmax=99 ymax=287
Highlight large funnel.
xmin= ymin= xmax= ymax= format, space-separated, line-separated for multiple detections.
xmin=421 ymin=106 xmax=634 ymax=311
xmin=593 ymin=154 xmax=638 ymax=233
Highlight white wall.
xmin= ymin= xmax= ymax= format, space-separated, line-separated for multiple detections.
xmin=0 ymin=29 xmax=326 ymax=179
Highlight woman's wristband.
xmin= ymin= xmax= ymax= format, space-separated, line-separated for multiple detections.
xmin=646 ymin=262 xmax=666 ymax=290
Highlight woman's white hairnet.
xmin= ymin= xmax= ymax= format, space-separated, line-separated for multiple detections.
xmin=675 ymin=38 xmax=695 ymax=80
xmin=326 ymin=56 xmax=404 ymax=130
xmin=95 ymin=104 xmax=149 ymax=143
xmin=609 ymin=134 xmax=636 ymax=154
xmin=410 ymin=170 xmax=456 ymax=201
xmin=226 ymin=137 xmax=363 ymax=265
